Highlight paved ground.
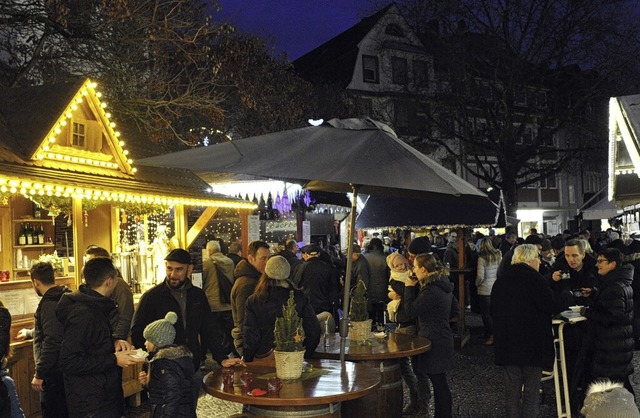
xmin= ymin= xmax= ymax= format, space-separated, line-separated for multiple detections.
xmin=125 ymin=310 xmax=640 ymax=417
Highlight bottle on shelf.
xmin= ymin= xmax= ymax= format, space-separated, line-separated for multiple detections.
xmin=18 ymin=223 xmax=26 ymax=245
xmin=25 ymin=222 xmax=33 ymax=245
xmin=38 ymin=226 xmax=45 ymax=245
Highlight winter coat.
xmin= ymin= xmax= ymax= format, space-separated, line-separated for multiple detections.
xmin=202 ymin=252 xmax=235 ymax=312
xmin=131 ymin=279 xmax=223 ymax=369
xmin=403 ymin=274 xmax=459 ymax=374
xmin=230 ymin=259 xmax=262 ymax=356
xmin=110 ymin=277 xmax=134 ymax=341
xmin=147 ymin=345 xmax=195 ymax=418
xmin=351 ymin=255 xmax=370 ymax=291
xmin=476 ymin=257 xmax=499 ymax=296
xmin=56 ymin=285 xmax=122 ymax=418
xmin=546 ymin=251 xmax=598 ymax=312
xmin=583 ymin=264 xmax=635 ymax=379
xmin=291 ymin=257 xmax=339 ymax=315
xmin=278 ymin=249 xmax=302 ymax=272
xmin=491 ymin=263 xmax=555 ymax=369
xmin=364 ymin=249 xmax=390 ymax=306
xmin=33 ymin=285 xmax=70 ymax=380
xmin=243 ymin=283 xmax=321 ymax=362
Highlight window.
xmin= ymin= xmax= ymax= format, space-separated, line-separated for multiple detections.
xmin=413 ymin=60 xmax=429 ymax=88
xmin=394 ymin=101 xmax=409 ymax=130
xmin=392 ymin=57 xmax=408 ymax=85
xmin=362 ymin=55 xmax=379 ymax=83
xmin=72 ymin=122 xmax=86 ymax=147
xmin=385 ymin=24 xmax=404 ymax=37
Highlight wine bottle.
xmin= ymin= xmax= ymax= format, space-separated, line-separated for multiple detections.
xmin=18 ymin=223 xmax=26 ymax=245
xmin=25 ymin=223 xmax=33 ymax=245
xmin=38 ymin=226 xmax=45 ymax=245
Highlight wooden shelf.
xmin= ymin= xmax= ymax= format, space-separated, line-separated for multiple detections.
xmin=13 ymin=244 xmax=54 ymax=249
xmin=12 ymin=219 xmax=53 ymax=223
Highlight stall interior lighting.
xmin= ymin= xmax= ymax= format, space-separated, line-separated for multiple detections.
xmin=0 ymin=177 xmax=256 ymax=209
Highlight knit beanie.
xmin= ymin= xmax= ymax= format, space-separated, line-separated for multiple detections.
xmin=143 ymin=311 xmax=178 ymax=348
xmin=581 ymin=380 xmax=640 ymax=418
xmin=265 ymin=255 xmax=291 ymax=280
xmin=407 ymin=236 xmax=431 ymax=255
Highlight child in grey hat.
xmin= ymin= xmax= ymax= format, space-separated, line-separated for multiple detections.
xmin=139 ymin=312 xmax=196 ymax=417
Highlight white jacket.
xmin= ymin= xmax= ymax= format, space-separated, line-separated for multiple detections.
xmin=476 ymin=257 xmax=499 ymax=296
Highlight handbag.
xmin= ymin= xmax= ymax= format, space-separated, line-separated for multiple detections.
xmin=214 ymin=261 xmax=234 ymax=304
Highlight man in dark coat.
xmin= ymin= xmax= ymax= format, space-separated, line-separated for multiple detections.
xmin=350 ymin=244 xmax=370 ymax=291
xmin=581 ymin=248 xmax=635 ymax=397
xmin=491 ymin=244 xmax=555 ymax=418
xmin=292 ymin=243 xmax=339 ymax=331
xmin=56 ymin=257 xmax=144 ymax=418
xmin=230 ymin=240 xmax=270 ymax=357
xmin=131 ymin=248 xmax=242 ymax=409
xmin=547 ymin=239 xmax=598 ymax=312
xmin=278 ymin=239 xmax=302 ymax=272
xmin=364 ymin=238 xmax=390 ymax=324
xmin=16 ymin=262 xmax=70 ymax=418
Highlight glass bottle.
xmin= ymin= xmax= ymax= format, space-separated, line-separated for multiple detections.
xmin=18 ymin=223 xmax=26 ymax=245
xmin=38 ymin=226 xmax=45 ymax=245
xmin=25 ymin=223 xmax=33 ymax=245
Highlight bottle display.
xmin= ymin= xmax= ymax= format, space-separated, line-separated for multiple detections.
xmin=18 ymin=223 xmax=26 ymax=245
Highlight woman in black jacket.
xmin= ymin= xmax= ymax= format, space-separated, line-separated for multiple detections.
xmin=243 ymin=256 xmax=321 ymax=362
xmin=581 ymin=248 xmax=635 ymax=397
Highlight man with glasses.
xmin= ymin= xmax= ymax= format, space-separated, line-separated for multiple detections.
xmin=579 ymin=248 xmax=635 ymax=399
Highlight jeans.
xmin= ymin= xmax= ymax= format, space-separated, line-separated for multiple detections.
xmin=502 ymin=365 xmax=542 ymax=418
xmin=478 ymin=295 xmax=493 ymax=338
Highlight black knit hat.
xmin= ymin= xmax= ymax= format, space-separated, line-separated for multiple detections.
xmin=408 ymin=236 xmax=432 ymax=255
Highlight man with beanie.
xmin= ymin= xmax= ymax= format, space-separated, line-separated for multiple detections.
xmin=56 ymin=257 xmax=144 ymax=418
xmin=364 ymin=238 xmax=390 ymax=324
xmin=292 ymin=243 xmax=340 ymax=331
xmin=407 ymin=236 xmax=432 ymax=265
xmin=243 ymin=256 xmax=321 ymax=362
xmin=131 ymin=248 xmax=243 ymax=408
xmin=350 ymin=244 xmax=371 ymax=292
xmin=138 ymin=312 xmax=196 ymax=418
xmin=231 ymin=240 xmax=270 ymax=357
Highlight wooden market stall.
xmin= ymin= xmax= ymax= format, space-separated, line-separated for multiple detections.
xmin=0 ymin=78 xmax=255 ymax=416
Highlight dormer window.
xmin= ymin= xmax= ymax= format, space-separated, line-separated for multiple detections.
xmin=385 ymin=24 xmax=404 ymax=37
xmin=362 ymin=55 xmax=379 ymax=83
xmin=73 ymin=122 xmax=86 ymax=148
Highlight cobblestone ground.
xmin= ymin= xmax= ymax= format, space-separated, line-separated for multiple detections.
xmin=125 ymin=310 xmax=640 ymax=417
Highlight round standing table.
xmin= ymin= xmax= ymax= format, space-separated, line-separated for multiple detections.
xmin=314 ymin=331 xmax=431 ymax=418
xmin=203 ymin=358 xmax=380 ymax=417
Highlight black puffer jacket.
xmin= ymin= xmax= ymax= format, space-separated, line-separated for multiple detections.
xmin=56 ymin=285 xmax=121 ymax=418
xmin=243 ymin=284 xmax=321 ymax=362
xmin=34 ymin=285 xmax=70 ymax=379
xmin=584 ymin=264 xmax=635 ymax=379
xmin=148 ymin=345 xmax=195 ymax=418
xmin=231 ymin=259 xmax=262 ymax=355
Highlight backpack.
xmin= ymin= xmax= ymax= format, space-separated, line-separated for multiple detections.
xmin=214 ymin=261 xmax=234 ymax=304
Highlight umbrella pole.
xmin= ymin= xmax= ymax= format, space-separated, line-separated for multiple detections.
xmin=340 ymin=184 xmax=359 ymax=365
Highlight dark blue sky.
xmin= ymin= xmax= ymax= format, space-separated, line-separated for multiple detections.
xmin=217 ymin=0 xmax=375 ymax=60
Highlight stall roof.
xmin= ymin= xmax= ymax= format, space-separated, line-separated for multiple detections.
xmin=0 ymin=79 xmax=253 ymax=209
xmin=608 ymin=95 xmax=640 ymax=207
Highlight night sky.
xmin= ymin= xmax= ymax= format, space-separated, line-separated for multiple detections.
xmin=217 ymin=0 xmax=375 ymax=60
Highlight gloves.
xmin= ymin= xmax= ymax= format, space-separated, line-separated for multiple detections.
xmin=580 ymin=306 xmax=589 ymax=316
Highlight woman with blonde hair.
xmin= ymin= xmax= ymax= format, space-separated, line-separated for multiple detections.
xmin=476 ymin=238 xmax=502 ymax=346
xmin=404 ymin=253 xmax=459 ymax=418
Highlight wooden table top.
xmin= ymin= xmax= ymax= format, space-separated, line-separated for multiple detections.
xmin=202 ymin=358 xmax=380 ymax=406
xmin=314 ymin=332 xmax=431 ymax=361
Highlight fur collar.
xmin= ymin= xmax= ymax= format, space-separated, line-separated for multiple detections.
xmin=151 ymin=345 xmax=193 ymax=362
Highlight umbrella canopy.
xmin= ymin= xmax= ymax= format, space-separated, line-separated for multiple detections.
xmin=139 ymin=118 xmax=488 ymax=203
xmin=140 ymin=117 xmax=490 ymax=363
xmin=356 ymin=195 xmax=498 ymax=229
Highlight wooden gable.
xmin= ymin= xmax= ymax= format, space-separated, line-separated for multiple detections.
xmin=30 ymin=78 xmax=134 ymax=176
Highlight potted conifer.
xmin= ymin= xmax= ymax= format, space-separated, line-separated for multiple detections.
xmin=349 ymin=279 xmax=372 ymax=343
xmin=273 ymin=290 xmax=306 ymax=380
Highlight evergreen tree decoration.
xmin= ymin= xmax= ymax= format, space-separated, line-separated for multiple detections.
xmin=274 ymin=290 xmax=305 ymax=352
xmin=349 ymin=279 xmax=369 ymax=321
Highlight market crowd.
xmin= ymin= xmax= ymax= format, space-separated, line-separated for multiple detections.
xmin=3 ymin=226 xmax=640 ymax=417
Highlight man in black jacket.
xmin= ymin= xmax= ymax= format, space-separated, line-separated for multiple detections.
xmin=16 ymin=262 xmax=70 ymax=418
xmin=131 ymin=248 xmax=243 ymax=408
xmin=56 ymin=257 xmax=143 ymax=418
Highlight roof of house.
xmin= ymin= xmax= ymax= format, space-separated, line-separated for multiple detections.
xmin=293 ymin=4 xmax=395 ymax=88
xmin=610 ymin=94 xmax=640 ymax=206
xmin=0 ymin=79 xmax=250 ymax=206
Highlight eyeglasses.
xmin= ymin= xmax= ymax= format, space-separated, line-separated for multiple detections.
xmin=596 ymin=259 xmax=610 ymax=264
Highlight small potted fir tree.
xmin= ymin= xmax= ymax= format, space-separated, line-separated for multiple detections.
xmin=349 ymin=279 xmax=372 ymax=343
xmin=273 ymin=290 xmax=306 ymax=380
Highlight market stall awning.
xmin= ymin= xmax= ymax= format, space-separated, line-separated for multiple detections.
xmin=608 ymin=95 xmax=640 ymax=207
xmin=355 ymin=195 xmax=498 ymax=229
xmin=580 ymin=196 xmax=623 ymax=220
xmin=0 ymin=79 xmax=253 ymax=209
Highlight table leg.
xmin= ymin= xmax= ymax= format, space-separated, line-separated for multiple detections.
xmin=558 ymin=322 xmax=571 ymax=418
